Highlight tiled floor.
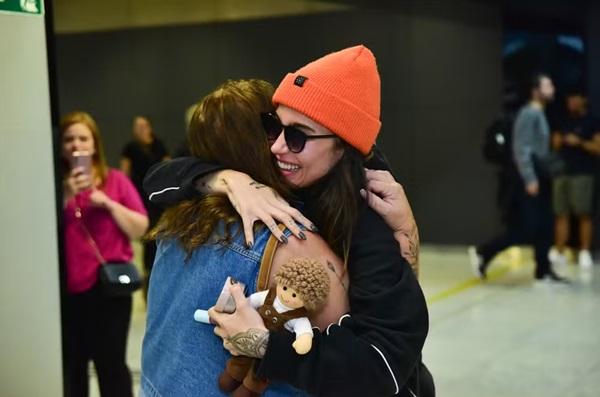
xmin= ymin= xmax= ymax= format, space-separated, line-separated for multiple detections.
xmin=89 ymin=244 xmax=600 ymax=397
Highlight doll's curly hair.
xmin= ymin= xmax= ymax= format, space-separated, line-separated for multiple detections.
xmin=274 ymin=257 xmax=330 ymax=312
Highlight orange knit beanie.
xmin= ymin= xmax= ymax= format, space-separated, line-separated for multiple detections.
xmin=272 ymin=45 xmax=381 ymax=155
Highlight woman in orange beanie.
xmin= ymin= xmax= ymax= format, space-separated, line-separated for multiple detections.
xmin=145 ymin=46 xmax=429 ymax=397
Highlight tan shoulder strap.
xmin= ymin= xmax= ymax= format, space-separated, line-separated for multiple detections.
xmin=256 ymin=224 xmax=286 ymax=291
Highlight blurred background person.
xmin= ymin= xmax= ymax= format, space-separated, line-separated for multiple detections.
xmin=120 ymin=115 xmax=169 ymax=299
xmin=470 ymin=73 xmax=567 ymax=282
xmin=61 ymin=111 xmax=149 ymax=397
xmin=172 ymin=104 xmax=197 ymax=158
xmin=549 ymin=90 xmax=600 ymax=269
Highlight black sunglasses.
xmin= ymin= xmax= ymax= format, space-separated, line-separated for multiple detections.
xmin=261 ymin=112 xmax=337 ymax=153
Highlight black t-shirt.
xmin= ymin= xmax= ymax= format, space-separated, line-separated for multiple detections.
xmin=122 ymin=138 xmax=168 ymax=196
xmin=557 ymin=115 xmax=598 ymax=175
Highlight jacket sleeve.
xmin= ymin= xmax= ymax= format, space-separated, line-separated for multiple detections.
xmin=142 ymin=157 xmax=223 ymax=207
xmin=512 ymin=110 xmax=538 ymax=185
xmin=257 ymin=207 xmax=429 ymax=397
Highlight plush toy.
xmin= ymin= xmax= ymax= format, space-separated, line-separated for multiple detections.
xmin=219 ymin=257 xmax=330 ymax=397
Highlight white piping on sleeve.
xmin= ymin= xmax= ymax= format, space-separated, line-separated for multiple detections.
xmin=325 ymin=323 xmax=335 ymax=335
xmin=326 ymin=314 xmax=350 ymax=335
xmin=148 ymin=186 xmax=181 ymax=201
xmin=338 ymin=314 xmax=350 ymax=325
xmin=370 ymin=344 xmax=399 ymax=395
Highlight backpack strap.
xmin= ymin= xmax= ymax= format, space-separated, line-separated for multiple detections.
xmin=256 ymin=224 xmax=287 ymax=291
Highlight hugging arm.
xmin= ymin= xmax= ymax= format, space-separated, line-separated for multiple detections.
xmin=256 ymin=208 xmax=428 ymax=397
xmin=143 ymin=158 xmax=314 ymax=244
xmin=143 ymin=156 xmax=420 ymax=272
xmin=143 ymin=156 xmax=223 ymax=206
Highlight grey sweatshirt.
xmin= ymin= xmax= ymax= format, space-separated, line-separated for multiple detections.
xmin=512 ymin=103 xmax=550 ymax=185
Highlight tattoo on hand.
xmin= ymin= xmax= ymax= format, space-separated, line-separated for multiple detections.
xmin=249 ymin=181 xmax=267 ymax=190
xmin=227 ymin=328 xmax=269 ymax=358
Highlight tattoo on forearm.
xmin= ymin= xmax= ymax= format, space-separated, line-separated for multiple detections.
xmin=227 ymin=328 xmax=269 ymax=358
xmin=400 ymin=223 xmax=420 ymax=277
xmin=198 ymin=176 xmax=228 ymax=193
xmin=200 ymin=181 xmax=213 ymax=192
xmin=249 ymin=181 xmax=267 ymax=190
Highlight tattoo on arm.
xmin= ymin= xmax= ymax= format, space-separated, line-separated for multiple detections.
xmin=326 ymin=260 xmax=348 ymax=290
xmin=200 ymin=180 xmax=212 ymax=191
xmin=398 ymin=222 xmax=420 ymax=277
xmin=249 ymin=181 xmax=267 ymax=190
xmin=227 ymin=328 xmax=269 ymax=358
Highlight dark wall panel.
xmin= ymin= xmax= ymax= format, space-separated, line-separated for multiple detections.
xmin=55 ymin=2 xmax=503 ymax=244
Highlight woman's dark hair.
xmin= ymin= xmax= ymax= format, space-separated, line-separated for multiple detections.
xmin=148 ymin=79 xmax=292 ymax=254
xmin=304 ymin=140 xmax=367 ymax=261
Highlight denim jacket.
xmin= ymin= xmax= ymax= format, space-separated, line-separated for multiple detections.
xmin=141 ymin=222 xmax=309 ymax=397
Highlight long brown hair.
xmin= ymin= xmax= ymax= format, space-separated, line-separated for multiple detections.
xmin=60 ymin=111 xmax=109 ymax=185
xmin=148 ymin=79 xmax=292 ymax=254
xmin=304 ymin=141 xmax=367 ymax=260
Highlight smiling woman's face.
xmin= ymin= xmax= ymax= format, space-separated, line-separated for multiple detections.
xmin=270 ymin=105 xmax=344 ymax=188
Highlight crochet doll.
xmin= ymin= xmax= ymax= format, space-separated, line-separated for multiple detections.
xmin=219 ymin=257 xmax=330 ymax=397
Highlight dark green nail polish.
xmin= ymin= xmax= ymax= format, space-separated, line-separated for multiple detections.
xmin=310 ymin=224 xmax=319 ymax=232
xmin=281 ymin=235 xmax=288 ymax=244
xmin=299 ymin=232 xmax=307 ymax=240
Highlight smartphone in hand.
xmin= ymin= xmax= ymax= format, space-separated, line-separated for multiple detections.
xmin=70 ymin=151 xmax=92 ymax=176
xmin=214 ymin=277 xmax=246 ymax=314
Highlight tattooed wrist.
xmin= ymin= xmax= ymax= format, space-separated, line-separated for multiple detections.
xmin=395 ymin=221 xmax=420 ymax=276
xmin=228 ymin=328 xmax=269 ymax=358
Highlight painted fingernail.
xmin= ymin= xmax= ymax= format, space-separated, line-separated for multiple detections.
xmin=281 ymin=235 xmax=288 ymax=244
xmin=310 ymin=224 xmax=319 ymax=232
xmin=299 ymin=232 xmax=307 ymax=240
xmin=246 ymin=241 xmax=253 ymax=249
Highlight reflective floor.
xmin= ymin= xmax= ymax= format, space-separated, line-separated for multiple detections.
xmin=89 ymin=244 xmax=600 ymax=397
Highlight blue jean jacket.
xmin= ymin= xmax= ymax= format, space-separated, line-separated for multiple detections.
xmin=141 ymin=223 xmax=310 ymax=397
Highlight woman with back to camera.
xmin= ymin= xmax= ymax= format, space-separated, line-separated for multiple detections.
xmin=144 ymin=46 xmax=430 ymax=396
xmin=61 ymin=111 xmax=149 ymax=397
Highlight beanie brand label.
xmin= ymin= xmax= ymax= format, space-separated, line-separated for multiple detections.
xmin=294 ymin=75 xmax=308 ymax=87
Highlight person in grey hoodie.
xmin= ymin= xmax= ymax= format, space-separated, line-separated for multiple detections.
xmin=469 ymin=73 xmax=568 ymax=282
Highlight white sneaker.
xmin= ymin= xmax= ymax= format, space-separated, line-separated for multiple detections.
xmin=578 ymin=250 xmax=593 ymax=269
xmin=468 ymin=246 xmax=486 ymax=279
xmin=548 ymin=247 xmax=568 ymax=270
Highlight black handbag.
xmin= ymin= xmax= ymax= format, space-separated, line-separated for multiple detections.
xmin=76 ymin=207 xmax=142 ymax=297
xmin=98 ymin=262 xmax=142 ymax=297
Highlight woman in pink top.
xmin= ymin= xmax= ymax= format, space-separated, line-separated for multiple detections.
xmin=61 ymin=111 xmax=148 ymax=397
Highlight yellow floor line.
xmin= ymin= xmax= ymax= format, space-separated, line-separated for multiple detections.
xmin=426 ymin=265 xmax=514 ymax=305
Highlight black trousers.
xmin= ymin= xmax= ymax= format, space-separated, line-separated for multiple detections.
xmin=478 ymin=176 xmax=553 ymax=277
xmin=65 ymin=283 xmax=133 ymax=397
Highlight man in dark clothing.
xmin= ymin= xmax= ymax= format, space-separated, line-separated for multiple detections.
xmin=549 ymin=92 xmax=600 ymax=268
xmin=469 ymin=73 xmax=568 ymax=282
xmin=120 ymin=116 xmax=169 ymax=298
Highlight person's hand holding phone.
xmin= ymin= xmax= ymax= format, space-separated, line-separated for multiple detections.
xmin=65 ymin=151 xmax=93 ymax=196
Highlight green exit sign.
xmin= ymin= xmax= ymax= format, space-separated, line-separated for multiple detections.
xmin=0 ymin=0 xmax=43 ymax=15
